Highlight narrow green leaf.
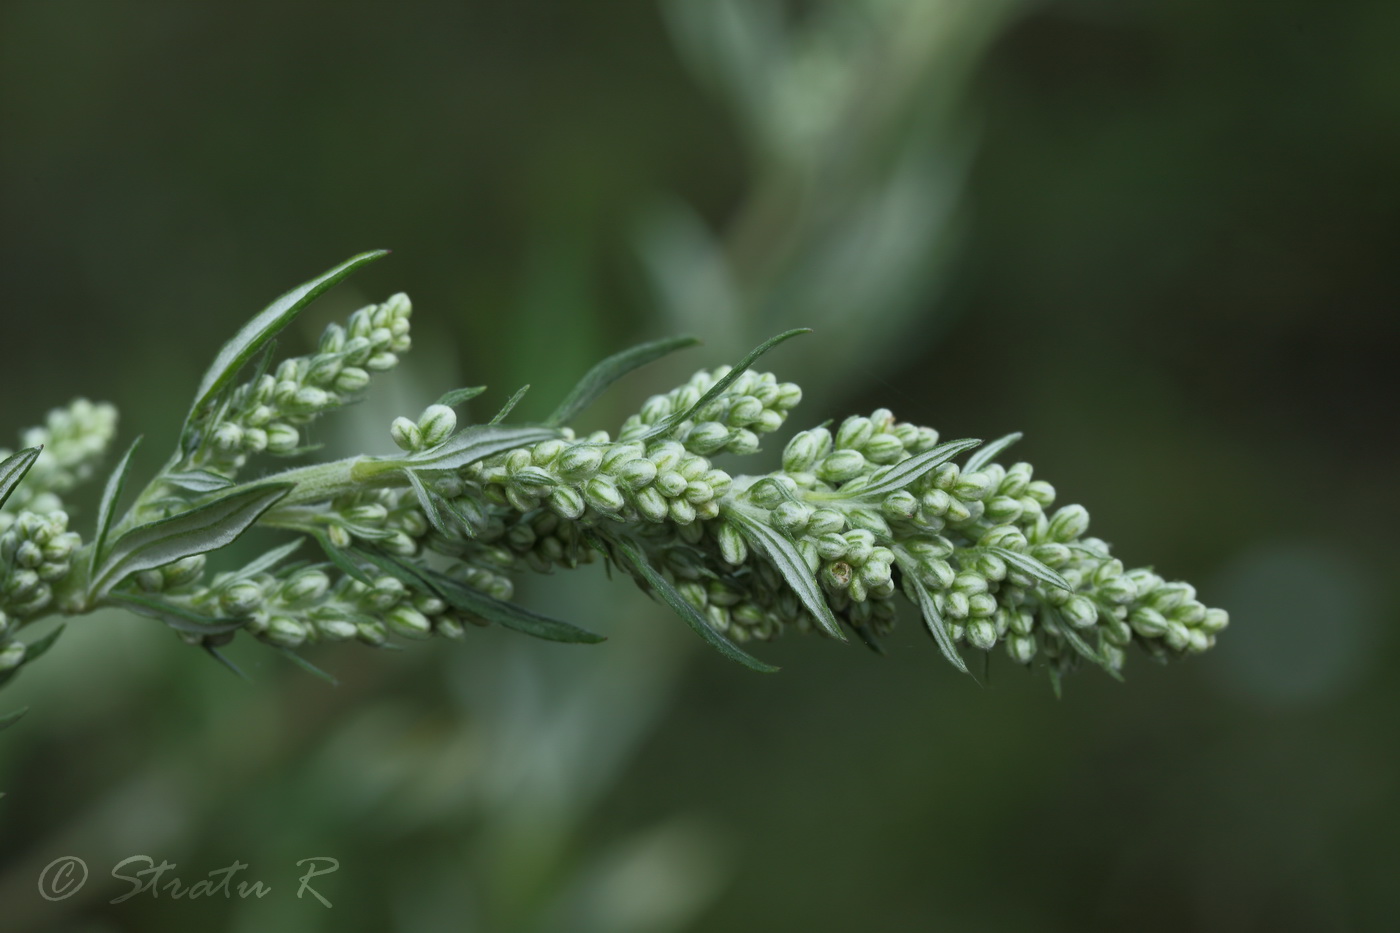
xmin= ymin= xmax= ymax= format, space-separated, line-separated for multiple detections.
xmin=90 ymin=436 xmax=142 ymax=581
xmin=1048 ymin=609 xmax=1123 ymax=682
xmin=312 ymin=531 xmax=374 ymax=585
xmin=964 ymin=432 xmax=1023 ymax=474
xmin=851 ymin=438 xmax=982 ymax=500
xmin=94 ymin=484 xmax=292 ymax=596
xmin=489 ymin=385 xmax=531 ymax=425
xmin=164 ymin=469 xmax=236 ymax=493
xmin=0 ymin=447 xmax=43 ymax=511
xmin=727 ymin=509 xmax=844 ymax=641
xmin=985 ymin=546 xmax=1073 ymax=592
xmin=107 ymin=592 xmax=247 ymax=634
xmin=0 ymin=707 xmax=29 ymax=731
xmin=278 ymin=647 xmax=338 ymax=685
xmin=639 ymin=329 xmax=811 ymax=440
xmin=607 ymin=534 xmax=777 ymax=672
xmin=184 ymin=250 xmax=388 ymax=432
xmin=403 ymin=424 xmax=560 ymax=471
xmin=894 ymin=552 xmax=969 ymax=675
xmin=436 ymin=386 xmax=487 ymax=409
xmin=850 ymin=623 xmax=886 ymax=656
xmin=204 ymin=645 xmax=249 ymax=680
xmin=547 ymin=334 xmax=700 ymax=427
xmin=403 ymin=470 xmax=454 ymax=537
xmin=22 ymin=624 xmax=65 ymax=664
xmin=236 ymin=539 xmax=305 ymax=577
xmin=351 ymin=548 xmax=604 ymax=644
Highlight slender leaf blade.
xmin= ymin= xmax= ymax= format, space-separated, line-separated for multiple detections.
xmin=853 ymin=438 xmax=981 ymax=499
xmin=403 ymin=424 xmax=560 ymax=471
xmin=107 ymin=592 xmax=247 ymax=634
xmin=203 ymin=645 xmax=249 ymax=680
xmin=547 ymin=334 xmax=700 ymax=427
xmin=489 ymin=385 xmax=530 ymax=425
xmin=727 ymin=509 xmax=844 ymax=641
xmin=964 ymin=432 xmax=1023 ymax=474
xmin=0 ymin=447 xmax=42 ymax=511
xmin=0 ymin=707 xmax=29 ymax=731
xmin=278 ymin=647 xmax=338 ymax=685
xmin=163 ymin=469 xmax=236 ymax=493
xmin=607 ymin=534 xmax=777 ymax=672
xmin=90 ymin=436 xmax=142 ymax=580
xmin=403 ymin=469 xmax=453 ymax=537
xmin=94 ymin=484 xmax=292 ymax=595
xmin=895 ymin=551 xmax=969 ymax=674
xmin=435 ymin=386 xmax=487 ymax=409
xmin=22 ymin=624 xmax=65 ymax=664
xmin=986 ymin=546 xmax=1074 ymax=592
xmin=236 ymin=539 xmax=305 ymax=577
xmin=185 ymin=250 xmax=388 ymax=430
xmin=312 ymin=531 xmax=374 ymax=585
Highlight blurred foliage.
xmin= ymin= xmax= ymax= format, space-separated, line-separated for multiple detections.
xmin=1 ymin=1 xmax=1397 ymax=932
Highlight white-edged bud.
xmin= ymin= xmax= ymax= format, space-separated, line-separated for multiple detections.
xmin=0 ymin=640 xmax=27 ymax=671
xmin=1026 ymin=480 xmax=1056 ymax=507
xmin=1129 ymin=606 xmax=1169 ymax=638
xmin=807 ymin=508 xmax=845 ymax=536
xmin=266 ymin=616 xmax=308 ymax=648
xmin=282 ymin=569 xmax=330 ymax=605
xmin=863 ymin=434 xmax=905 ymax=464
xmin=387 ymin=606 xmax=432 ymax=639
xmin=881 ymin=489 xmax=919 ymax=521
xmin=390 ymin=416 xmax=422 ymax=452
xmin=317 ymin=617 xmax=360 ymax=641
xmin=1007 ymin=633 xmax=1037 ymax=664
xmin=835 ymin=416 xmax=875 ymax=450
xmin=815 ymin=533 xmax=848 ymax=561
xmin=773 ymin=500 xmax=813 ymax=534
xmin=634 ymin=487 xmax=670 ymax=522
xmin=669 ymin=498 xmax=697 ymax=524
xmin=558 ymin=444 xmax=603 ymax=480
xmin=1062 ymin=595 xmax=1098 ymax=629
xmin=717 ymin=522 xmax=748 ymax=565
xmin=585 ymin=476 xmax=625 ymax=512
xmin=818 ymin=449 xmax=866 ymax=483
xmin=686 ymin=421 xmax=731 ymax=455
xmin=1200 ymin=607 xmax=1229 ymax=634
xmin=417 ymin=405 xmax=457 ymax=447
xmin=266 ymin=423 xmax=300 ymax=454
xmin=1047 ymin=505 xmax=1090 ymax=542
xmin=213 ymin=422 xmax=244 ymax=451
xmin=549 ymin=485 xmax=586 ymax=520
xmin=967 ymin=619 xmax=998 ymax=651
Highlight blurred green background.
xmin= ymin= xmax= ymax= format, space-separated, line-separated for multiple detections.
xmin=1 ymin=1 xmax=1396 ymax=931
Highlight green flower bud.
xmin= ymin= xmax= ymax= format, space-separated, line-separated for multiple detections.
xmin=266 ymin=423 xmax=300 ymax=453
xmin=685 ymin=421 xmax=731 ymax=455
xmin=1200 ymin=607 xmax=1229 ymax=634
xmin=881 ymin=489 xmax=919 ymax=521
xmin=266 ymin=616 xmax=308 ymax=648
xmin=944 ymin=591 xmax=970 ymax=620
xmin=1007 ymin=633 xmax=1037 ymax=664
xmin=213 ymin=422 xmax=243 ymax=451
xmin=332 ymin=366 xmax=370 ymax=393
xmin=717 ymin=523 xmax=748 ymax=565
xmin=806 ymin=508 xmax=845 ymax=536
xmin=390 ymin=416 xmax=422 ymax=452
xmin=435 ymin=616 xmax=467 ymax=639
xmin=863 ymin=434 xmax=905 ymax=464
xmin=634 ymin=486 xmax=669 ymax=522
xmin=585 ymin=476 xmax=625 ymax=513
xmin=1129 ymin=606 xmax=1169 ymax=638
xmin=418 ymin=404 xmax=457 ymax=447
xmin=821 ymin=561 xmax=853 ymax=590
xmin=1026 ymin=480 xmax=1056 ymax=507
xmin=967 ymin=619 xmax=998 ymax=651
xmin=0 ymin=640 xmax=26 ymax=671
xmin=549 ymin=485 xmax=586 ymax=520
xmin=1061 ymin=595 xmax=1099 ymax=630
xmin=918 ymin=558 xmax=955 ymax=589
xmin=818 ymin=449 xmax=866 ymax=483
xmin=558 ymin=444 xmax=603 ymax=480
xmin=684 ymin=480 xmax=714 ymax=504
xmin=617 ymin=458 xmax=657 ymax=490
xmin=387 ymin=606 xmax=432 ymax=639
xmin=783 ymin=429 xmax=831 ymax=474
xmin=954 ymin=471 xmax=995 ymax=501
xmin=669 ymin=498 xmax=697 ymax=524
xmin=835 ymin=417 xmax=875 ymax=450
xmin=773 ymin=501 xmax=812 ymax=534
xmin=726 ymin=428 xmax=760 ymax=455
xmin=655 ymin=470 xmax=688 ymax=499
xmin=952 ymin=573 xmax=988 ymax=596
xmin=1046 ymin=505 xmax=1089 ymax=542
xmin=317 ymin=617 xmax=360 ymax=641
xmin=984 ymin=496 xmax=1023 ymax=524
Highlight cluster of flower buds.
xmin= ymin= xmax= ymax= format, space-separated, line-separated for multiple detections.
xmin=0 ymin=509 xmax=82 ymax=622
xmin=194 ymin=294 xmax=413 ymax=476
xmin=617 ymin=366 xmax=803 ymax=456
xmin=0 ymin=399 xmax=117 ymax=515
xmin=131 ymin=547 xmax=476 ymax=651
